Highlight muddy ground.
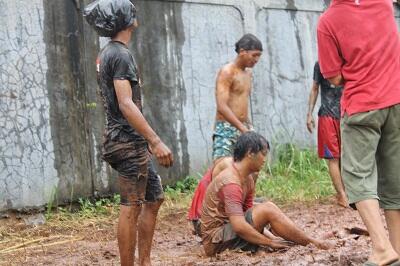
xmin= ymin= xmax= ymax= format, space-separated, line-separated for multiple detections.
xmin=0 ymin=200 xmax=372 ymax=265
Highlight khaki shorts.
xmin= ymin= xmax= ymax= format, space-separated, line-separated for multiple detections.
xmin=341 ymin=104 xmax=400 ymax=209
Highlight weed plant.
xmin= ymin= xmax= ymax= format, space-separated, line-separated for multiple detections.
xmin=257 ymin=144 xmax=335 ymax=203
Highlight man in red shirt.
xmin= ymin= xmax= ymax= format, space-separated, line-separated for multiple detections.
xmin=317 ymin=1 xmax=400 ymax=265
xmin=200 ymin=132 xmax=333 ymax=256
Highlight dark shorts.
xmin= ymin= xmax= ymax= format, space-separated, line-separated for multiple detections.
xmin=102 ymin=138 xmax=164 ymax=205
xmin=204 ymin=209 xmax=259 ymax=255
xmin=318 ymin=116 xmax=340 ymax=159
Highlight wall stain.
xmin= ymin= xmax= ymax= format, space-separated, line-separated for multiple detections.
xmin=43 ymin=0 xmax=94 ymax=203
xmin=132 ymin=0 xmax=189 ymax=183
xmin=285 ymin=0 xmax=304 ymax=70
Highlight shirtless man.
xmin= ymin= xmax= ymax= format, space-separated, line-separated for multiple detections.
xmin=212 ymin=34 xmax=262 ymax=162
xmin=201 ymin=132 xmax=333 ymax=256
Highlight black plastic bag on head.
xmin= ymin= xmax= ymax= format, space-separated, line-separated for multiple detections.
xmin=83 ymin=0 xmax=136 ymax=37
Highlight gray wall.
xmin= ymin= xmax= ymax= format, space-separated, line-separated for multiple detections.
xmin=1 ymin=0 xmax=398 ymax=210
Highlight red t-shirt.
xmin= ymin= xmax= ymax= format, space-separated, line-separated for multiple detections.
xmin=317 ymin=0 xmax=400 ymax=116
xmin=218 ymin=183 xmax=254 ymax=216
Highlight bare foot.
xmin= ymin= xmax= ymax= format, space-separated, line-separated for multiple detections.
xmin=312 ymin=239 xmax=335 ymax=250
xmin=369 ymin=249 xmax=399 ymax=266
xmin=336 ymin=194 xmax=349 ymax=208
xmin=321 ymin=230 xmax=338 ymax=240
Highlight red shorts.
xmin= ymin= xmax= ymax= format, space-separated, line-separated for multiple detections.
xmin=318 ymin=116 xmax=340 ymax=159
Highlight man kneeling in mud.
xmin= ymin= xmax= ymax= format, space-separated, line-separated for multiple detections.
xmin=200 ymin=132 xmax=333 ymax=256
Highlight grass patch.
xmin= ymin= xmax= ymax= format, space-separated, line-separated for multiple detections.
xmin=44 ymin=145 xmax=334 ymax=221
xmin=163 ymin=144 xmax=335 ymax=207
xmin=257 ymin=144 xmax=334 ymax=203
xmin=44 ymin=194 xmax=121 ymax=229
xmin=163 ymin=175 xmax=199 ymax=210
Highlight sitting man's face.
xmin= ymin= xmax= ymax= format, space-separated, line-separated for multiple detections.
xmin=249 ymin=149 xmax=268 ymax=172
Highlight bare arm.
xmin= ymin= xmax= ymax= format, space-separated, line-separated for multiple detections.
xmin=306 ymin=81 xmax=319 ymax=133
xmin=229 ymin=215 xmax=289 ymax=249
xmin=216 ymin=69 xmax=248 ymax=133
xmin=327 ymin=74 xmax=344 ymax=87
xmin=114 ymin=79 xmax=173 ymax=167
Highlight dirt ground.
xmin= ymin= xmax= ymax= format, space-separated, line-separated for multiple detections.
xmin=0 ymin=200 xmax=372 ymax=266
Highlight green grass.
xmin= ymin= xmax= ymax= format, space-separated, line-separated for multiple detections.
xmin=257 ymin=144 xmax=334 ymax=203
xmin=45 ymin=145 xmax=334 ymax=220
xmin=163 ymin=175 xmax=200 ymax=209
xmin=45 ymin=194 xmax=121 ymax=221
xmin=164 ymin=144 xmax=335 ymax=206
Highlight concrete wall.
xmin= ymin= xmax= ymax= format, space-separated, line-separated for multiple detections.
xmin=132 ymin=0 xmax=330 ymax=177
xmin=0 ymin=0 xmax=399 ymax=210
xmin=0 ymin=0 xmax=58 ymax=210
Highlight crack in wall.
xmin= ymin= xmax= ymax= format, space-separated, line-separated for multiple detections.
xmin=0 ymin=0 xmax=57 ymax=210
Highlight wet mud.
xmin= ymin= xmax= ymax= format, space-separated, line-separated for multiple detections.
xmin=1 ymin=201 xmax=371 ymax=265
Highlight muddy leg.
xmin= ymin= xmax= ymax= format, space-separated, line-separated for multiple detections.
xmin=118 ymin=204 xmax=142 ymax=266
xmin=327 ymin=159 xmax=348 ymax=207
xmin=251 ymin=202 xmax=331 ymax=249
xmin=138 ymin=199 xmax=163 ymax=266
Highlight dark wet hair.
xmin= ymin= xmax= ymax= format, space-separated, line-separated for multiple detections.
xmin=235 ymin=34 xmax=263 ymax=53
xmin=233 ymin=131 xmax=270 ymax=162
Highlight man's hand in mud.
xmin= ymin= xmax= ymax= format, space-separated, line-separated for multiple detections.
xmin=265 ymin=239 xmax=294 ymax=250
xmin=150 ymin=140 xmax=173 ymax=168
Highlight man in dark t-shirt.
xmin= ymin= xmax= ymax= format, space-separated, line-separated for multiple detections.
xmin=94 ymin=2 xmax=173 ymax=265
xmin=306 ymin=62 xmax=348 ymax=207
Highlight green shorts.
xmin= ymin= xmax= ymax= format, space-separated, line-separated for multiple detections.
xmin=341 ymin=104 xmax=400 ymax=209
xmin=212 ymin=121 xmax=241 ymax=160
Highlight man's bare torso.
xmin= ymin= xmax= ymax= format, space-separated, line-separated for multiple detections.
xmin=215 ymin=63 xmax=252 ymax=123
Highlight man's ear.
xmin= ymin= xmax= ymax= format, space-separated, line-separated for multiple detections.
xmin=247 ymin=152 xmax=256 ymax=159
xmin=238 ymin=48 xmax=246 ymax=55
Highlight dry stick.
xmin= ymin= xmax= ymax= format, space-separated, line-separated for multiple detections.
xmin=0 ymin=237 xmax=83 ymax=254
xmin=0 ymin=238 xmax=17 ymax=245
xmin=0 ymin=235 xmax=63 ymax=253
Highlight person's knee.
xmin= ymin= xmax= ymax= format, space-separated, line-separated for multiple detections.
xmin=261 ymin=201 xmax=279 ymax=210
xmin=154 ymin=197 xmax=164 ymax=208
xmin=328 ymin=158 xmax=339 ymax=167
xmin=145 ymin=198 xmax=164 ymax=211
xmin=120 ymin=204 xmax=142 ymax=220
xmin=259 ymin=201 xmax=282 ymax=219
xmin=254 ymin=201 xmax=280 ymax=219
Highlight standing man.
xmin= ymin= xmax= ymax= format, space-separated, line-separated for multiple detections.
xmin=212 ymin=34 xmax=262 ymax=162
xmin=317 ymin=1 xmax=400 ymax=265
xmin=86 ymin=1 xmax=173 ymax=265
xmin=306 ymin=61 xmax=348 ymax=207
